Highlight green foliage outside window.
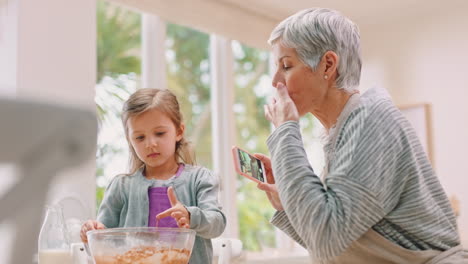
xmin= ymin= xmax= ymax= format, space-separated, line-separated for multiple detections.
xmin=232 ymin=42 xmax=276 ymax=251
xmin=96 ymin=1 xmax=141 ymax=84
xmin=95 ymin=1 xmax=141 ymax=210
xmin=165 ymin=23 xmax=212 ymax=168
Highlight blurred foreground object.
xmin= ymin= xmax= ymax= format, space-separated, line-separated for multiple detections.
xmin=0 ymin=98 xmax=97 ymax=264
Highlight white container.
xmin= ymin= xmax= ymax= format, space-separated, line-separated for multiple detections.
xmin=70 ymin=243 xmax=91 ymax=264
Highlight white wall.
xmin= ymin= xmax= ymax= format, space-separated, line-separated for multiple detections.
xmin=0 ymin=0 xmax=96 ymax=262
xmin=0 ymin=0 xmax=17 ymax=96
xmin=361 ymin=6 xmax=468 ymax=244
xmin=15 ymin=0 xmax=96 ymax=216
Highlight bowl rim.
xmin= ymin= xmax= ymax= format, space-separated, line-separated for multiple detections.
xmin=87 ymin=227 xmax=196 ymax=236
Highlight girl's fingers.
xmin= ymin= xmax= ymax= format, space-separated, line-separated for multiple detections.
xmin=96 ymin=222 xmax=106 ymax=229
xmin=156 ymin=207 xmax=176 ymax=220
xmin=81 ymin=221 xmax=94 ymax=242
xmin=80 ymin=230 xmax=87 ymax=243
xmin=171 ymin=211 xmax=184 ymax=219
xmin=166 ymin=187 xmax=179 ymax=207
xmin=178 ymin=217 xmax=189 ymax=226
xmin=80 ymin=220 xmax=105 ymax=243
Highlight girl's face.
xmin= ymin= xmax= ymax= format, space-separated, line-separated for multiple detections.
xmin=271 ymin=43 xmax=327 ymax=116
xmin=127 ymin=108 xmax=183 ymax=171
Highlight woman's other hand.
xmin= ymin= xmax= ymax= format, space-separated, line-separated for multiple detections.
xmin=156 ymin=186 xmax=190 ymax=229
xmin=80 ymin=220 xmax=106 ymax=243
xmin=264 ymin=82 xmax=299 ymax=128
xmin=254 ymin=153 xmax=284 ymax=211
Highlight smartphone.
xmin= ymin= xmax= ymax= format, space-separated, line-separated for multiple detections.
xmin=232 ymin=146 xmax=266 ymax=183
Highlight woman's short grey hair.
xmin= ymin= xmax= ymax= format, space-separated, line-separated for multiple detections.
xmin=269 ymin=8 xmax=361 ymax=92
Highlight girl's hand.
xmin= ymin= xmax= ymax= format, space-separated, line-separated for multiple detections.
xmin=254 ymin=153 xmax=284 ymax=211
xmin=264 ymin=82 xmax=299 ymax=128
xmin=156 ymin=187 xmax=190 ymax=229
xmin=80 ymin=220 xmax=106 ymax=243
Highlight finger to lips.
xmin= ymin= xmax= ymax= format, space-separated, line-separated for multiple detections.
xmin=264 ymin=104 xmax=269 ymax=113
xmin=264 ymin=105 xmax=272 ymax=120
xmin=268 ymin=104 xmax=275 ymax=116
xmin=276 ymin=82 xmax=290 ymax=100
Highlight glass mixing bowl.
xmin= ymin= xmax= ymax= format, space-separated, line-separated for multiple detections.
xmin=87 ymin=227 xmax=196 ymax=264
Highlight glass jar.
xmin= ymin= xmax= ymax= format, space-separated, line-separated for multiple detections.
xmin=37 ymin=204 xmax=72 ymax=264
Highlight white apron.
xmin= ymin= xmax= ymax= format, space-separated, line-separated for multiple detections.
xmin=321 ymin=228 xmax=468 ymax=264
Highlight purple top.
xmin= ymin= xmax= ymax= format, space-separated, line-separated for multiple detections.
xmin=147 ymin=164 xmax=185 ymax=228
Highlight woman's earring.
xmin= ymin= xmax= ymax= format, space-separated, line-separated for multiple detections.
xmin=324 ymin=75 xmax=328 ymax=80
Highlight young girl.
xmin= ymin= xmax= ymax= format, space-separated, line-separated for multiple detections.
xmin=81 ymin=88 xmax=226 ymax=264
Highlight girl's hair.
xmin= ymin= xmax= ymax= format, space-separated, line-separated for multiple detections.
xmin=121 ymin=88 xmax=196 ymax=175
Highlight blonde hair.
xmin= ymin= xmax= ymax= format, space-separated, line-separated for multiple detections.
xmin=121 ymin=88 xmax=196 ymax=175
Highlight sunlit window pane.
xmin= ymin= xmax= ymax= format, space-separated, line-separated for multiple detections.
xmin=166 ymin=23 xmax=212 ymax=168
xmin=232 ymin=40 xmax=275 ymax=252
xmin=95 ymin=1 xmax=141 ymax=209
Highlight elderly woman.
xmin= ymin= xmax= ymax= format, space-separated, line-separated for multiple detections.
xmin=256 ymin=8 xmax=467 ymax=264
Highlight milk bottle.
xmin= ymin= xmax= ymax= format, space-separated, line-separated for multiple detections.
xmin=38 ymin=205 xmax=72 ymax=264
xmin=38 ymin=250 xmax=73 ymax=264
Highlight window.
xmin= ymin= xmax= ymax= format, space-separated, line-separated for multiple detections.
xmin=166 ymin=23 xmax=212 ymax=167
xmin=95 ymin=1 xmax=141 ymax=207
xmin=232 ymin=41 xmax=275 ymax=251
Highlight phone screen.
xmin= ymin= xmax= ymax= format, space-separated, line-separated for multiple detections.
xmin=236 ymin=148 xmax=265 ymax=182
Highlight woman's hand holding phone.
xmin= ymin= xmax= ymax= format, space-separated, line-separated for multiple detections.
xmin=254 ymin=153 xmax=284 ymax=211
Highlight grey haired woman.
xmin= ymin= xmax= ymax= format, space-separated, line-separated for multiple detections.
xmin=256 ymin=8 xmax=468 ymax=264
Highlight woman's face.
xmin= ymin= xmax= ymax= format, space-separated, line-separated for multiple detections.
xmin=271 ymin=43 xmax=327 ymax=116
